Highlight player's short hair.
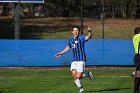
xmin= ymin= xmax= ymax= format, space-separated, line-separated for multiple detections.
xmin=72 ymin=25 xmax=80 ymax=32
xmin=134 ymin=27 xmax=140 ymax=35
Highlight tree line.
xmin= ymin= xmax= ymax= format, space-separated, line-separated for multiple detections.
xmin=0 ymin=0 xmax=140 ymax=18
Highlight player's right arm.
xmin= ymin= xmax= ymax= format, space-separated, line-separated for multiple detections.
xmin=55 ymin=46 xmax=70 ymax=58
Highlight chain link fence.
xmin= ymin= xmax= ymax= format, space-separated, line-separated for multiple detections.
xmin=0 ymin=0 xmax=139 ymax=66
xmin=0 ymin=0 xmax=140 ymax=39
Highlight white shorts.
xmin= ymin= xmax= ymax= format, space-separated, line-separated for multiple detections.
xmin=70 ymin=61 xmax=85 ymax=72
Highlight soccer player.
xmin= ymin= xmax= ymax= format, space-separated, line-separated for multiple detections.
xmin=55 ymin=25 xmax=94 ymax=93
xmin=133 ymin=27 xmax=140 ymax=93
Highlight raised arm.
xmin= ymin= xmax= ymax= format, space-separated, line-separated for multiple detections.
xmin=55 ymin=46 xmax=70 ymax=58
xmin=85 ymin=26 xmax=92 ymax=41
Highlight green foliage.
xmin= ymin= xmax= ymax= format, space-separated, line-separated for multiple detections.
xmin=0 ymin=0 xmax=140 ymax=18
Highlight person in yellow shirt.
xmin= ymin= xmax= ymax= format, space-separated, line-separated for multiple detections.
xmin=133 ymin=27 xmax=140 ymax=93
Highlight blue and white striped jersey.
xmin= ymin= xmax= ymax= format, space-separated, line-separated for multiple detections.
xmin=68 ymin=35 xmax=87 ymax=62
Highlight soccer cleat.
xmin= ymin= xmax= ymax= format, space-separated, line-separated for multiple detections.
xmin=131 ymin=71 xmax=135 ymax=78
xmin=88 ymin=71 xmax=94 ymax=81
xmin=79 ymin=88 xmax=84 ymax=93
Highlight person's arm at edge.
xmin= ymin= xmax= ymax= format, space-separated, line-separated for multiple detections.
xmin=55 ymin=46 xmax=70 ymax=58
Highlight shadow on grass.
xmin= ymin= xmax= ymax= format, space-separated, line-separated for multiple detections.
xmin=0 ymin=91 xmax=12 ymax=93
xmin=0 ymin=18 xmax=73 ymax=39
xmin=85 ymin=88 xmax=131 ymax=92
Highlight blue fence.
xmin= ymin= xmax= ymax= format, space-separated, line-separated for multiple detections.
xmin=0 ymin=39 xmax=135 ymax=66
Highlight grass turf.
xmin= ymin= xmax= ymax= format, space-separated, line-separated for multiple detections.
xmin=0 ymin=67 xmax=135 ymax=93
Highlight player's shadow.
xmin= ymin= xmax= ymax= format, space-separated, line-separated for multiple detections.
xmin=85 ymin=88 xmax=130 ymax=92
xmin=0 ymin=91 xmax=12 ymax=93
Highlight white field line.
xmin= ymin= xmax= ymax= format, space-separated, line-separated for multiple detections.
xmin=0 ymin=75 xmax=131 ymax=79
xmin=56 ymin=75 xmax=131 ymax=78
xmin=96 ymin=76 xmax=130 ymax=78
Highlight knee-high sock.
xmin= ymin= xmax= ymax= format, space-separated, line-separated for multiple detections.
xmin=134 ymin=77 xmax=140 ymax=93
xmin=74 ymin=79 xmax=82 ymax=88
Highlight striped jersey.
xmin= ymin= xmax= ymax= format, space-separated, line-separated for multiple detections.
xmin=68 ymin=35 xmax=87 ymax=62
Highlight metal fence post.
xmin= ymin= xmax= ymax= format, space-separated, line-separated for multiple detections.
xmin=80 ymin=0 xmax=83 ymax=35
xmin=14 ymin=0 xmax=20 ymax=39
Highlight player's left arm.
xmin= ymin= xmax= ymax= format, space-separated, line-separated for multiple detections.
xmin=85 ymin=26 xmax=92 ymax=41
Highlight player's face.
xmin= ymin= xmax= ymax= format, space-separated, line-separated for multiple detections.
xmin=72 ymin=28 xmax=80 ymax=38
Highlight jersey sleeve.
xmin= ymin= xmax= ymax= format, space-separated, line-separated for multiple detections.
xmin=81 ymin=35 xmax=87 ymax=42
xmin=133 ymin=34 xmax=140 ymax=54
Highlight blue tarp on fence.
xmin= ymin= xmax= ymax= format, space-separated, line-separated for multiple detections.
xmin=0 ymin=39 xmax=135 ymax=66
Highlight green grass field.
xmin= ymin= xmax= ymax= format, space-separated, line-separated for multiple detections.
xmin=0 ymin=67 xmax=135 ymax=93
